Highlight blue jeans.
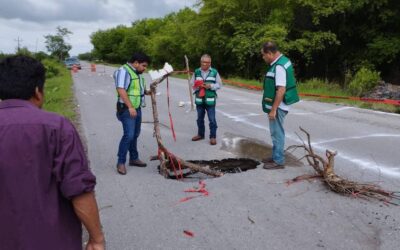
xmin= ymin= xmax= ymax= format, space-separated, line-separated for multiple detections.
xmin=196 ymin=104 xmax=217 ymax=138
xmin=268 ymin=108 xmax=287 ymax=165
xmin=116 ymin=108 xmax=142 ymax=165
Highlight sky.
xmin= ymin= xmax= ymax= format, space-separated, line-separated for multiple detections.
xmin=0 ymin=0 xmax=197 ymax=56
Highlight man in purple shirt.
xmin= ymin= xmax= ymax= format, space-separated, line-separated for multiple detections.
xmin=0 ymin=56 xmax=105 ymax=249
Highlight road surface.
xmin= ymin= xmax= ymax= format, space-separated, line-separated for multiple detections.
xmin=73 ymin=62 xmax=400 ymax=250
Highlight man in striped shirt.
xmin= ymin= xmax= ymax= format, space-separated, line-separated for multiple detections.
xmin=114 ymin=52 xmax=151 ymax=175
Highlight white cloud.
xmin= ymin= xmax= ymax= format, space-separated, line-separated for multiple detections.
xmin=0 ymin=0 xmax=196 ymax=55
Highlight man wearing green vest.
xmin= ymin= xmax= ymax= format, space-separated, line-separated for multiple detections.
xmin=261 ymin=42 xmax=299 ymax=170
xmin=114 ymin=52 xmax=151 ymax=175
xmin=190 ymin=54 xmax=222 ymax=145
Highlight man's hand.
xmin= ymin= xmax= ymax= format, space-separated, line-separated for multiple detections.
xmin=86 ymin=237 xmax=105 ymax=250
xmin=268 ymin=109 xmax=277 ymax=120
xmin=204 ymin=84 xmax=212 ymax=89
xmin=128 ymin=107 xmax=137 ymax=117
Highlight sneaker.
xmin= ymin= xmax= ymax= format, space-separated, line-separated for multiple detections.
xmin=129 ymin=159 xmax=147 ymax=167
xmin=192 ymin=135 xmax=204 ymax=141
xmin=262 ymin=162 xmax=285 ymax=170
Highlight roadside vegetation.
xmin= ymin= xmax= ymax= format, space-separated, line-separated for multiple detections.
xmin=1 ymin=50 xmax=76 ymax=120
xmin=42 ymin=59 xmax=75 ymax=120
xmin=84 ymin=0 xmax=400 ymax=112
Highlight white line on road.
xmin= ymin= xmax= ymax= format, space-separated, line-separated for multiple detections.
xmin=217 ymin=109 xmax=400 ymax=179
xmin=217 ymin=110 xmax=267 ymax=130
xmin=313 ymin=134 xmax=400 ymax=145
xmin=292 ymin=107 xmax=353 ymax=115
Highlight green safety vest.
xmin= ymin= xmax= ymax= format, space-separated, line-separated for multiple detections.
xmin=194 ymin=67 xmax=218 ymax=106
xmin=262 ymin=55 xmax=299 ymax=113
xmin=117 ymin=64 xmax=146 ymax=109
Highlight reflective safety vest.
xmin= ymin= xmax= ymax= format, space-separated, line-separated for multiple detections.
xmin=118 ymin=64 xmax=146 ymax=109
xmin=262 ymin=55 xmax=299 ymax=113
xmin=194 ymin=67 xmax=218 ymax=106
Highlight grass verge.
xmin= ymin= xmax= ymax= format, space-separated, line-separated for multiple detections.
xmin=43 ymin=65 xmax=76 ymax=121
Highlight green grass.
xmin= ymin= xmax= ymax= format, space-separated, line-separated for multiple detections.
xmin=43 ymin=65 xmax=76 ymax=121
xmin=298 ymin=79 xmax=400 ymax=113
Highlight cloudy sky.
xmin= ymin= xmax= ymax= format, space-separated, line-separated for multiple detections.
xmin=0 ymin=0 xmax=197 ymax=55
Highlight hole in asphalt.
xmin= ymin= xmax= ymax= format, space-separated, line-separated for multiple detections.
xmin=162 ymin=158 xmax=260 ymax=180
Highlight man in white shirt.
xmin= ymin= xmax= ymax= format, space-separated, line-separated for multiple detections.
xmin=261 ymin=42 xmax=299 ymax=169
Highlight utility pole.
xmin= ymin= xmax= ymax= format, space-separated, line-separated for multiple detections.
xmin=14 ymin=37 xmax=23 ymax=53
xmin=35 ymin=38 xmax=38 ymax=54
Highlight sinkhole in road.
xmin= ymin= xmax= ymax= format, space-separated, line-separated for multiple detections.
xmin=165 ymin=158 xmax=260 ymax=180
xmin=161 ymin=133 xmax=303 ymax=180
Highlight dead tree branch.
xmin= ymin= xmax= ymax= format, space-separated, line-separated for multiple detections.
xmin=287 ymin=127 xmax=400 ymax=205
xmin=149 ymin=75 xmax=223 ymax=179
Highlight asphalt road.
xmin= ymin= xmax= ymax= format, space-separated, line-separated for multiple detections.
xmin=73 ymin=62 xmax=400 ymax=250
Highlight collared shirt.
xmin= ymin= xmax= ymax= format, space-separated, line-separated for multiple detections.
xmin=0 ymin=99 xmax=96 ymax=250
xmin=114 ymin=63 xmax=144 ymax=103
xmin=270 ymin=54 xmax=289 ymax=111
xmin=190 ymin=67 xmax=223 ymax=91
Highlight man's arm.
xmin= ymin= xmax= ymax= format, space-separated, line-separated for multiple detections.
xmin=204 ymin=72 xmax=222 ymax=90
xmin=268 ymin=65 xmax=286 ymax=119
xmin=72 ymin=192 xmax=105 ymax=250
xmin=269 ymin=86 xmax=285 ymax=120
xmin=116 ymin=88 xmax=137 ymax=117
xmin=115 ymin=67 xmax=136 ymax=117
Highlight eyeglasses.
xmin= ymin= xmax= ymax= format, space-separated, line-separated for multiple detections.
xmin=201 ymin=61 xmax=211 ymax=64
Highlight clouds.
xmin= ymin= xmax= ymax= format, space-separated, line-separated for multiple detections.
xmin=0 ymin=0 xmax=196 ymax=54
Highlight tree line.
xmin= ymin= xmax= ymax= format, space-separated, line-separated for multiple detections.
xmin=91 ymin=0 xmax=398 ymax=85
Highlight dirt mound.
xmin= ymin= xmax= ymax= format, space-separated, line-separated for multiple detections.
xmin=363 ymin=82 xmax=400 ymax=100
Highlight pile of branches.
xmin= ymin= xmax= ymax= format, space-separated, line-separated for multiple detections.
xmin=287 ymin=127 xmax=400 ymax=205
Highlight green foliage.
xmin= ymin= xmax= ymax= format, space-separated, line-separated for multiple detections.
xmin=78 ymin=52 xmax=94 ymax=61
xmin=44 ymin=26 xmax=72 ymax=61
xmin=34 ymin=51 xmax=50 ymax=61
xmin=43 ymin=64 xmax=75 ymax=120
xmin=16 ymin=47 xmax=33 ymax=57
xmin=42 ymin=59 xmax=64 ymax=79
xmin=88 ymin=0 xmax=400 ymax=84
xmin=348 ymin=67 xmax=381 ymax=96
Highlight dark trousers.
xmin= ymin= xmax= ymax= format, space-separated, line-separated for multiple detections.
xmin=116 ymin=108 xmax=142 ymax=164
xmin=196 ymin=104 xmax=217 ymax=138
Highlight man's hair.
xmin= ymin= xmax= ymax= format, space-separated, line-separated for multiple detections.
xmin=128 ymin=52 xmax=151 ymax=64
xmin=262 ymin=42 xmax=279 ymax=54
xmin=201 ymin=54 xmax=212 ymax=61
xmin=0 ymin=55 xmax=45 ymax=100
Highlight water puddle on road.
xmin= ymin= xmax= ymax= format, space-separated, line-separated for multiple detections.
xmin=221 ymin=132 xmax=303 ymax=167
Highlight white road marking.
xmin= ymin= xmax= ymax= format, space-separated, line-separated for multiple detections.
xmin=313 ymin=134 xmax=400 ymax=145
xmin=217 ymin=108 xmax=400 ymax=178
xmin=217 ymin=110 xmax=267 ymax=130
xmin=292 ymin=107 xmax=353 ymax=115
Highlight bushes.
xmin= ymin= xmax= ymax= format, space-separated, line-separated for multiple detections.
xmin=348 ymin=67 xmax=381 ymax=96
xmin=42 ymin=59 xmax=63 ymax=79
